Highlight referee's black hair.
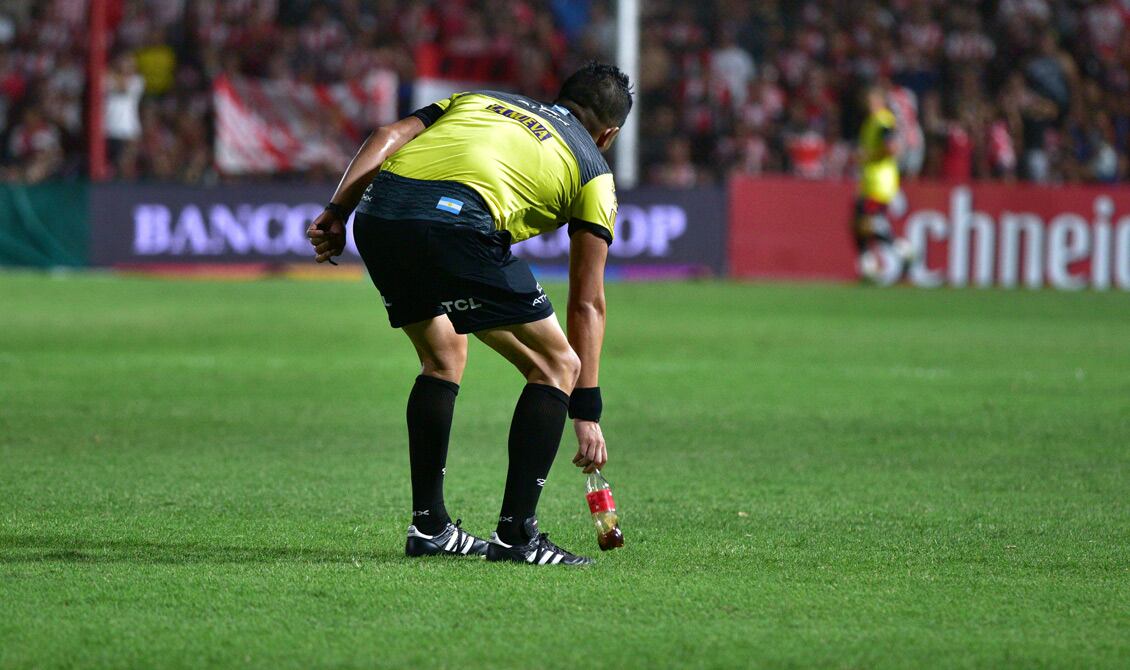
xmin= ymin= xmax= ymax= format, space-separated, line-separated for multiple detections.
xmin=555 ymin=62 xmax=634 ymax=130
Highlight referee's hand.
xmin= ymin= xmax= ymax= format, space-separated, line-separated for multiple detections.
xmin=572 ymin=420 xmax=607 ymax=474
xmin=307 ymin=211 xmax=346 ymax=264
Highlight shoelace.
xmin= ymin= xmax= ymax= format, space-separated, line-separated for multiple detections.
xmin=535 ymin=532 xmax=568 ymax=557
xmin=451 ymin=519 xmax=467 ymax=548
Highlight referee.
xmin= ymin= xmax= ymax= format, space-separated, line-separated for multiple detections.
xmin=307 ymin=63 xmax=632 ymax=566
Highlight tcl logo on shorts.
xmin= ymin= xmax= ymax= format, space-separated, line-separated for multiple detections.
xmin=441 ymin=298 xmax=482 ymax=312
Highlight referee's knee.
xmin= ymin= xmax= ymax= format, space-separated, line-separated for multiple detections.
xmin=529 ymin=347 xmax=580 ymax=394
xmin=419 ymin=350 xmax=466 ymax=384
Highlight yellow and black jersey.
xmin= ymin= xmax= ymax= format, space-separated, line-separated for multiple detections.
xmin=859 ymin=108 xmax=899 ymax=204
xmin=356 ymin=90 xmax=617 ymax=244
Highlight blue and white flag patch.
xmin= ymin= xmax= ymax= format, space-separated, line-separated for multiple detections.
xmin=436 ymin=197 xmax=464 ymax=215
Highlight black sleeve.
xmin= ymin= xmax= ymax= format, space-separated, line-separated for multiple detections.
xmin=568 ymin=219 xmax=613 ymax=246
xmin=411 ymin=103 xmax=446 ymax=128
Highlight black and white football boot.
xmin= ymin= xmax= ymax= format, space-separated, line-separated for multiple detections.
xmin=485 ymin=517 xmax=594 ymax=566
xmin=405 ymin=519 xmax=489 ymax=557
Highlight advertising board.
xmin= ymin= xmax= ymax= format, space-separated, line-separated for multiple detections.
xmin=730 ymin=177 xmax=1130 ymax=290
xmin=90 ymin=184 xmax=727 ymax=277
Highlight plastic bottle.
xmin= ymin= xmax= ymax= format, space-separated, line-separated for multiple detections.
xmin=585 ymin=470 xmax=624 ymax=551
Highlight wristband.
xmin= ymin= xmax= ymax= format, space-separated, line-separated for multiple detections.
xmin=324 ymin=202 xmax=352 ymax=221
xmin=568 ymin=387 xmax=602 ymax=422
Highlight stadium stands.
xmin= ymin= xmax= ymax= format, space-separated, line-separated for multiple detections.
xmin=1 ymin=0 xmax=1127 ymax=185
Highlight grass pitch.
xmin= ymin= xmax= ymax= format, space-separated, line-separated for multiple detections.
xmin=1 ymin=272 xmax=1128 ymax=668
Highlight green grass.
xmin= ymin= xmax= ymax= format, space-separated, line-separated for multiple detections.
xmin=1 ymin=272 xmax=1128 ymax=669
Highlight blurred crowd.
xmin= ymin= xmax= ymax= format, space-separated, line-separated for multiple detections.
xmin=630 ymin=0 xmax=1130 ymax=186
xmin=1 ymin=0 xmax=1129 ymax=186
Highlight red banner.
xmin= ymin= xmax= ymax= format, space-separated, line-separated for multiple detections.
xmin=729 ymin=177 xmax=1130 ymax=290
xmin=213 ymin=73 xmax=397 ymax=175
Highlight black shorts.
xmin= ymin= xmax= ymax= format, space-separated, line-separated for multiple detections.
xmin=353 ymin=213 xmax=554 ymax=334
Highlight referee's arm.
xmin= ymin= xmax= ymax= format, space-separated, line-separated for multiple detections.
xmin=567 ymin=226 xmax=609 ymax=389
xmin=326 ymin=116 xmax=427 ymax=212
xmin=567 ymin=224 xmax=609 ymax=472
xmin=308 ymin=116 xmax=427 ymax=263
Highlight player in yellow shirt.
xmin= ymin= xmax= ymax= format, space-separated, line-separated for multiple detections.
xmin=855 ymin=86 xmax=913 ymax=281
xmin=306 ymin=63 xmax=631 ymax=566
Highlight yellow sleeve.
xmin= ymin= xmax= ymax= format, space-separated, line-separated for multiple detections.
xmin=412 ymin=92 xmax=465 ymax=127
xmin=569 ymin=173 xmax=618 ymax=241
xmin=433 ymin=92 xmax=464 ymax=112
xmin=879 ymin=111 xmax=896 ymax=135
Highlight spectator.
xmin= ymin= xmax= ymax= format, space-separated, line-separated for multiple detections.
xmin=651 ymin=137 xmax=699 ymax=188
xmin=5 ymin=105 xmax=62 ymax=182
xmin=0 ymin=10 xmax=16 ymax=46
xmin=137 ymin=102 xmax=176 ymax=180
xmin=987 ymin=113 xmax=1019 ymax=180
xmin=579 ymin=1 xmax=616 ymax=60
xmin=638 ymin=22 xmax=673 ymax=105
xmin=1082 ymin=0 xmax=1125 ymax=59
xmin=1000 ymin=71 xmax=1059 ymax=182
xmin=1026 ymin=31 xmax=1075 ymax=116
xmin=944 ymin=8 xmax=996 ymax=67
xmin=999 ymin=0 xmax=1052 ymax=26
xmin=104 ymin=51 xmax=145 ymax=179
xmin=718 ymin=121 xmax=772 ymax=176
xmin=1 ymin=0 xmax=1129 ymax=186
xmin=134 ymin=27 xmax=176 ymax=95
xmin=941 ymin=116 xmax=973 ymax=182
xmin=711 ymin=27 xmax=755 ymax=106
xmin=0 ymin=48 xmax=26 ymax=134
xmin=1090 ymin=113 xmax=1121 ymax=182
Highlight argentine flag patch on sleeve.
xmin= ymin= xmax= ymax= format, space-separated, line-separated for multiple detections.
xmin=436 ymin=197 xmax=464 ymax=215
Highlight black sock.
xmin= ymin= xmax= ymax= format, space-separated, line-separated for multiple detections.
xmin=406 ymin=374 xmax=458 ymax=534
xmin=496 ymin=383 xmax=569 ymax=545
xmin=853 ymin=222 xmax=869 ymax=252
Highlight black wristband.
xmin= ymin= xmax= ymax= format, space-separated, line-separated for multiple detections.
xmin=324 ymin=202 xmax=352 ymax=221
xmin=568 ymin=387 xmax=602 ymax=422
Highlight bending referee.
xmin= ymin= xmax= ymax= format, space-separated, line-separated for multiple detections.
xmin=307 ymin=63 xmax=632 ymax=566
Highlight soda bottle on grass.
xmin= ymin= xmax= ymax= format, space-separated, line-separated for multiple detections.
xmin=585 ymin=470 xmax=624 ymax=551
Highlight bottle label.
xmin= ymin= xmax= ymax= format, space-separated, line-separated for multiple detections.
xmin=586 ymin=489 xmax=615 ymax=514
